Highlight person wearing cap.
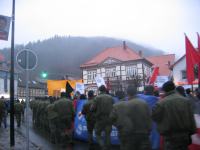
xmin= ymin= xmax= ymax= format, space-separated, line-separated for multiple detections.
xmin=53 ymin=92 xmax=76 ymax=148
xmin=81 ymin=90 xmax=96 ymax=150
xmin=151 ymin=81 xmax=197 ymax=150
xmin=45 ymin=96 xmax=60 ymax=144
xmin=14 ymin=99 xmax=24 ymax=127
xmin=90 ymin=85 xmax=115 ymax=150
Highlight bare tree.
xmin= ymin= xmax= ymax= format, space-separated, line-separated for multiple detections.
xmin=126 ymin=75 xmax=143 ymax=88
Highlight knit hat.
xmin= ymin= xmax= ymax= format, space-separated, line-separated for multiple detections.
xmin=162 ymin=81 xmax=175 ymax=92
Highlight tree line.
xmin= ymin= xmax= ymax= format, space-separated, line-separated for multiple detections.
xmin=0 ymin=35 xmax=165 ymax=80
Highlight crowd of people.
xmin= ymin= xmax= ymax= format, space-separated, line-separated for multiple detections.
xmin=1 ymin=81 xmax=200 ymax=150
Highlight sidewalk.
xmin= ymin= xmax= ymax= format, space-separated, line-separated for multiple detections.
xmin=0 ymin=127 xmax=38 ymax=150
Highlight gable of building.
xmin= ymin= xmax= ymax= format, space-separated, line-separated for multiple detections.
xmin=79 ymin=44 xmax=147 ymax=68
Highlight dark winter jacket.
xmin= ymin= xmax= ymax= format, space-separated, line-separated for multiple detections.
xmin=151 ymin=90 xmax=197 ymax=140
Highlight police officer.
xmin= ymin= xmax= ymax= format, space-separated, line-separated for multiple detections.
xmin=110 ymin=86 xmax=152 ymax=150
xmin=81 ymin=90 xmax=96 ymax=150
xmin=53 ymin=92 xmax=76 ymax=148
xmin=0 ymin=96 xmax=8 ymax=128
xmin=14 ymin=100 xmax=24 ymax=127
xmin=90 ymin=85 xmax=115 ymax=150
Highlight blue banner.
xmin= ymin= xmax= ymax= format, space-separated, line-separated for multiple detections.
xmin=74 ymin=95 xmax=160 ymax=148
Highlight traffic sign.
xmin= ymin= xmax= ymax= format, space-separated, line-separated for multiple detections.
xmin=16 ymin=49 xmax=37 ymax=70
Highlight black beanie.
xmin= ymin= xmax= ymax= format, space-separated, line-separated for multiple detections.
xmin=162 ymin=81 xmax=175 ymax=92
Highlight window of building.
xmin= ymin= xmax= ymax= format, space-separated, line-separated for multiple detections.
xmin=126 ymin=67 xmax=131 ymax=77
xmin=106 ymin=69 xmax=110 ymax=77
xmin=127 ymin=66 xmax=137 ymax=77
xmin=92 ymin=71 xmax=96 ymax=80
xmin=111 ymin=69 xmax=115 ymax=77
xmin=108 ymin=58 xmax=111 ymax=64
xmin=181 ymin=70 xmax=187 ymax=79
xmin=4 ymin=72 xmax=7 ymax=92
xmin=88 ymin=72 xmax=91 ymax=80
xmin=132 ymin=66 xmax=137 ymax=76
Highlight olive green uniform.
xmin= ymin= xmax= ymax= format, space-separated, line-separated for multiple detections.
xmin=53 ymin=97 xmax=76 ymax=145
xmin=0 ymin=98 xmax=8 ymax=128
xmin=81 ymin=97 xmax=96 ymax=147
xmin=151 ymin=90 xmax=197 ymax=150
xmin=90 ymin=92 xmax=115 ymax=150
xmin=45 ymin=103 xmax=60 ymax=143
xmin=110 ymin=96 xmax=152 ymax=150
xmin=14 ymin=102 xmax=24 ymax=126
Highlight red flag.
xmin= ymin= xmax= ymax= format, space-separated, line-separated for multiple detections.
xmin=197 ymin=33 xmax=200 ymax=81
xmin=107 ymin=77 xmax=111 ymax=90
xmin=185 ymin=34 xmax=200 ymax=84
xmin=150 ymin=66 xmax=159 ymax=85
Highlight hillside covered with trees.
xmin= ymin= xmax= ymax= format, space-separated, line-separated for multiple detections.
xmin=0 ymin=36 xmax=165 ymax=80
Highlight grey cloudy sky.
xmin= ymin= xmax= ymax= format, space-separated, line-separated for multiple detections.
xmin=0 ymin=0 xmax=200 ymax=58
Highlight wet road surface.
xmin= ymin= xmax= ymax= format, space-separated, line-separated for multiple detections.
xmin=6 ymin=109 xmax=121 ymax=150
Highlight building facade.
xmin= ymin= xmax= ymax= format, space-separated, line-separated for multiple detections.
xmin=80 ymin=42 xmax=154 ymax=94
xmin=0 ymin=53 xmax=18 ymax=98
xmin=169 ymin=54 xmax=198 ymax=89
xmin=18 ymin=74 xmax=45 ymax=100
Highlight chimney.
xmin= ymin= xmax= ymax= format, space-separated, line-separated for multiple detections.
xmin=168 ymin=61 xmax=170 ymax=66
xmin=123 ymin=41 xmax=126 ymax=50
xmin=139 ymin=50 xmax=142 ymax=56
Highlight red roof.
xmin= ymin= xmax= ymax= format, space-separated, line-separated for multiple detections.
xmin=0 ymin=53 xmax=6 ymax=61
xmin=0 ymin=53 xmax=17 ymax=71
xmin=80 ymin=46 xmax=145 ymax=68
xmin=146 ymin=54 xmax=175 ymax=76
xmin=169 ymin=54 xmax=186 ymax=70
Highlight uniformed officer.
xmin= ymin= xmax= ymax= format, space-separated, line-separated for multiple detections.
xmin=53 ymin=92 xmax=76 ymax=148
xmin=110 ymin=86 xmax=152 ymax=150
xmin=45 ymin=96 xmax=61 ymax=144
xmin=14 ymin=99 xmax=24 ymax=127
xmin=0 ymin=96 xmax=8 ymax=128
xmin=81 ymin=90 xmax=96 ymax=150
xmin=90 ymin=85 xmax=115 ymax=150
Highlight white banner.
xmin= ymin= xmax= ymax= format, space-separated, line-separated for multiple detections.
xmin=95 ymin=77 xmax=106 ymax=88
xmin=157 ymin=76 xmax=169 ymax=88
xmin=75 ymin=83 xmax=84 ymax=94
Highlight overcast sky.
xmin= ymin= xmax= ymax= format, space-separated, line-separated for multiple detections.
xmin=0 ymin=0 xmax=200 ymax=58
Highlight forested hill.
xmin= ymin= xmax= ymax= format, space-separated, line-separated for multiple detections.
xmin=0 ymin=36 xmax=165 ymax=80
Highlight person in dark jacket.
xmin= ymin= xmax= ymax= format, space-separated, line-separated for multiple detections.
xmin=110 ymin=86 xmax=152 ymax=150
xmin=81 ymin=90 xmax=96 ymax=150
xmin=0 ymin=96 xmax=8 ymax=128
xmin=175 ymin=86 xmax=186 ymax=97
xmin=53 ymin=92 xmax=76 ymax=148
xmin=151 ymin=81 xmax=197 ymax=150
xmin=186 ymin=88 xmax=193 ymax=98
xmin=14 ymin=100 xmax=24 ymax=127
xmin=90 ymin=85 xmax=115 ymax=150
xmin=144 ymin=85 xmax=154 ymax=95
xmin=109 ymin=90 xmax=126 ymax=150
xmin=45 ymin=96 xmax=60 ymax=144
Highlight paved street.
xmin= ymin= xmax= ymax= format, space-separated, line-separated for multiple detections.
xmin=6 ymin=108 xmax=121 ymax=150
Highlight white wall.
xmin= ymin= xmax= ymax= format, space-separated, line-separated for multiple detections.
xmin=173 ymin=56 xmax=186 ymax=86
